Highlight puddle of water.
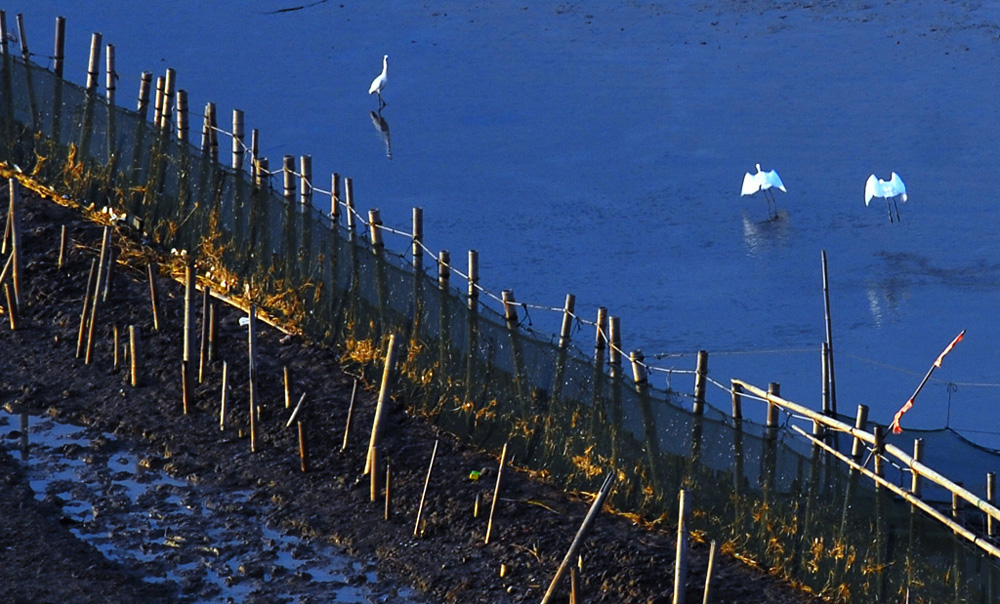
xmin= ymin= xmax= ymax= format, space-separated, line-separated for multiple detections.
xmin=0 ymin=411 xmax=426 ymax=604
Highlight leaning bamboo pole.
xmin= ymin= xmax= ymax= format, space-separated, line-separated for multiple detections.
xmin=735 ymin=379 xmax=1000 ymax=531
xmin=792 ymin=425 xmax=1000 ymax=559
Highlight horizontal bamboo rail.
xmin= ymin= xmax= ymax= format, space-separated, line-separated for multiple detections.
xmin=734 ymin=379 xmax=1000 ymax=535
xmin=792 ymin=425 xmax=1000 ymax=559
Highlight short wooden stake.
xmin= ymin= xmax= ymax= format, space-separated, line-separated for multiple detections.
xmin=413 ymin=439 xmax=440 ymax=537
xmin=384 ymin=461 xmax=392 ymax=520
xmin=85 ymin=227 xmax=112 ymax=364
xmin=673 ymin=489 xmax=690 ymax=604
xmin=484 ymin=442 xmax=508 ymax=545
xmin=219 ymin=360 xmax=228 ymax=430
xmin=369 ymin=446 xmax=380 ymax=502
xmin=911 ymin=438 xmax=924 ymax=497
xmin=3 ymin=284 xmax=17 ymax=330
xmin=702 ymin=540 xmax=717 ymax=604
xmin=282 ymin=155 xmax=295 ymax=203
xmin=693 ymin=350 xmax=708 ymax=414
xmin=128 ymin=325 xmax=141 ymax=387
xmin=298 ymin=420 xmax=309 ymax=473
xmin=342 ymin=378 xmax=358 ymax=452
xmin=112 ymin=324 xmax=120 ymax=370
xmin=539 ymin=474 xmax=615 ymax=604
xmin=198 ymin=285 xmax=209 ymax=383
xmin=146 ymin=261 xmax=160 ymax=331
xmin=570 ymin=566 xmax=579 ymax=604
xmin=283 ymin=366 xmax=291 ymax=408
xmin=366 ymin=335 xmax=400 ymax=474
xmin=57 ymin=225 xmax=66 ymax=270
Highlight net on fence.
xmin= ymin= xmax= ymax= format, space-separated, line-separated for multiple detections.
xmin=2 ymin=52 xmax=998 ymax=602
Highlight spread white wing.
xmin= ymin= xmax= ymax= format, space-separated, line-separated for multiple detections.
xmin=865 ymin=174 xmax=877 ymax=205
xmin=762 ymin=169 xmax=786 ymax=192
xmin=741 ymin=172 xmax=758 ymax=196
xmin=887 ymin=172 xmax=907 ymax=202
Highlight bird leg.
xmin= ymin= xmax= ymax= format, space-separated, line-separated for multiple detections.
xmin=893 ymin=198 xmax=901 ymax=223
xmin=885 ymin=199 xmax=894 ymax=223
xmin=378 ymin=93 xmax=386 ymax=109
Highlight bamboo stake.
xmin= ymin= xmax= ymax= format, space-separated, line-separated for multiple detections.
xmin=384 ymin=461 xmax=391 ymax=520
xmin=128 ymin=325 xmax=140 ymax=387
xmin=285 ymin=392 xmax=307 ymax=428
xmin=702 ymin=540 xmax=717 ymax=604
xmin=248 ymin=305 xmax=258 ymax=452
xmin=411 ymin=207 xmax=423 ymax=270
xmin=85 ymin=32 xmax=101 ymax=92
xmin=219 ymin=360 xmax=228 ymax=430
xmin=298 ymin=420 xmax=309 ymax=473
xmin=76 ymin=259 xmax=97 ymax=358
xmin=85 ymin=227 xmax=111 ymax=364
xmin=146 ymin=261 xmax=160 ymax=331
xmin=988 ymin=472 xmax=996 ymax=538
xmin=137 ymin=72 xmax=152 ymax=120
xmin=53 ymin=16 xmax=65 ymax=78
xmin=104 ymin=43 xmax=115 ymax=105
xmin=366 ymin=334 xmax=399 ymax=474
xmin=693 ymin=350 xmax=708 ymax=414
xmin=8 ymin=178 xmax=22 ymax=309
xmin=14 ymin=14 xmax=26 ymax=62
xmin=342 ymin=378 xmax=358 ymax=451
xmin=57 ymin=225 xmax=66 ymax=270
xmin=113 ymin=324 xmax=120 ymax=370
xmin=484 ymin=442 xmax=508 ymax=544
xmin=539 ymin=473 xmax=615 ymax=604
xmin=181 ymin=360 xmax=190 ymax=414
xmin=3 ymin=284 xmax=17 ymax=330
xmin=558 ymin=293 xmax=575 ymax=348
xmin=673 ymin=489 xmax=690 ymax=604
xmin=370 ymin=446 xmax=379 ymax=502
xmin=821 ymin=250 xmax=838 ymax=414
xmin=413 ymin=439 xmax=440 ymax=537
xmin=468 ymin=250 xmax=479 ymax=309
xmin=284 ymin=366 xmax=291 ymax=408
xmin=198 ymin=285 xmax=209 ymax=382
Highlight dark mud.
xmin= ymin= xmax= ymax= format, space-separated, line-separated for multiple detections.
xmin=0 ymin=186 xmax=825 ymax=603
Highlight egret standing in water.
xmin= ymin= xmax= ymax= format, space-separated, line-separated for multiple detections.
xmin=741 ymin=164 xmax=786 ymax=219
xmin=369 ymin=54 xmax=388 ymax=109
xmin=865 ymin=172 xmax=907 ymax=223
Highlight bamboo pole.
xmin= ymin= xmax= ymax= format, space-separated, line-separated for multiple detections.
xmin=673 ymin=489 xmax=690 ymax=604
xmin=76 ymin=259 xmax=97 ymax=358
xmin=345 ymin=177 xmax=356 ymax=230
xmin=342 ymin=378 xmax=358 ymax=452
xmin=159 ymin=68 xmax=175 ymax=131
xmin=558 ymin=293 xmax=575 ymax=348
xmin=467 ymin=250 xmax=479 ymax=309
xmin=330 ymin=173 xmax=341 ymax=223
xmin=182 ymin=261 xmax=195 ymax=397
xmin=53 ymin=16 xmax=65 ymax=78
xmin=152 ymin=76 xmax=164 ymax=128
xmin=14 ymin=13 xmax=27 ymax=62
xmin=8 ymin=178 xmax=22 ymax=309
xmin=911 ymin=438 xmax=924 ymax=496
xmin=0 ymin=11 xmax=7 ymax=58
xmin=248 ymin=305 xmax=258 ymax=452
xmin=137 ymin=72 xmax=151 ymax=120
xmin=730 ymin=380 xmax=743 ymax=420
xmin=282 ymin=155 xmax=295 ymax=203
xmin=4 ymin=283 xmax=17 ymax=330
xmin=851 ymin=404 xmax=869 ymax=462
xmin=484 ymin=442 xmax=508 ymax=545
xmin=146 ymin=261 xmax=160 ymax=331
xmin=85 ymin=33 xmax=101 ymax=92
xmin=413 ymin=439 xmax=440 ymax=537
xmin=439 ymin=251 xmax=451 ymax=289
xmin=104 ymin=43 xmax=115 ymax=105
xmin=792 ymin=424 xmax=1000 ymax=559
xmin=608 ymin=316 xmax=622 ymax=366
xmin=85 ymin=227 xmax=111 ymax=364
xmin=630 ymin=350 xmax=647 ymax=386
xmin=411 ymin=207 xmax=423 ymax=271
xmin=366 ymin=334 xmax=399 ymax=474
xmin=57 ymin=225 xmax=66 ymax=270
xmin=821 ymin=250 xmax=838 ymax=414
xmin=693 ymin=350 xmax=707 ymax=414
xmin=175 ymin=89 xmax=188 ymax=143
xmin=539 ymin=473 xmax=615 ymax=604
xmin=128 ymin=325 xmax=140 ymax=387
xmin=368 ymin=209 xmax=383 ymax=247
xmin=702 ymin=540 xmax=717 ymax=604
xmin=298 ymin=420 xmax=309 ymax=473
xmin=232 ymin=109 xmax=244 ymax=170
xmin=219 ymin=360 xmax=228 ymax=430
xmin=988 ymin=472 xmax=996 ymax=538
xmin=594 ymin=307 xmax=608 ymax=352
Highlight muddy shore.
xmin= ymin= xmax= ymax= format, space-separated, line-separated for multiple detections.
xmin=0 ymin=186 xmax=825 ymax=603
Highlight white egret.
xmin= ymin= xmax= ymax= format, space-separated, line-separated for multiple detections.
xmin=368 ymin=54 xmax=388 ymax=109
xmin=865 ymin=172 xmax=907 ymax=223
xmin=741 ymin=164 xmax=786 ymax=219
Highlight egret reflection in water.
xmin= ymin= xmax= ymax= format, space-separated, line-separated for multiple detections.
xmin=370 ymin=110 xmax=392 ymax=160
xmin=741 ymin=211 xmax=790 ymax=257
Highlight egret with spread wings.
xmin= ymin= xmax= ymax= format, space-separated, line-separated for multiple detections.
xmin=741 ymin=164 xmax=786 ymax=219
xmin=865 ymin=172 xmax=907 ymax=223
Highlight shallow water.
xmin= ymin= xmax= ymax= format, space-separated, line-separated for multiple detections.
xmin=2 ymin=0 xmax=999 ymax=451
xmin=0 ymin=411 xmax=424 ymax=603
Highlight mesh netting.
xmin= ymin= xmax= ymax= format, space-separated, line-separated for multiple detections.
xmin=3 ymin=53 xmax=999 ymax=602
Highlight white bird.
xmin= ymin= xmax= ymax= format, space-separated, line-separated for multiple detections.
xmin=368 ymin=54 xmax=388 ymax=109
xmin=865 ymin=172 xmax=907 ymax=223
xmin=741 ymin=164 xmax=786 ymax=219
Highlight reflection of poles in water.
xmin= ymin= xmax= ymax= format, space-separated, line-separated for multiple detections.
xmin=19 ymin=412 xmax=28 ymax=461
xmin=370 ymin=110 xmax=392 ymax=160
